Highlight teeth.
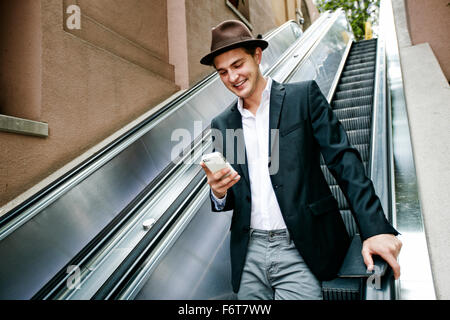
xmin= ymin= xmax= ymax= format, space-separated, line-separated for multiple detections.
xmin=234 ymin=80 xmax=245 ymax=87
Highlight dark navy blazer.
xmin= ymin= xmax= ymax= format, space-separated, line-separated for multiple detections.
xmin=210 ymin=79 xmax=398 ymax=293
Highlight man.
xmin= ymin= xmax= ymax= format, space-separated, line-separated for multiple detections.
xmin=199 ymin=20 xmax=402 ymax=300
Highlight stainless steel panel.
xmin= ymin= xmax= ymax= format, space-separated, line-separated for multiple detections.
xmin=287 ymin=13 xmax=352 ymax=95
xmin=0 ymin=219 xmax=71 ymax=299
xmin=134 ymin=200 xmax=234 ymax=300
xmin=0 ymin=140 xmax=153 ymax=299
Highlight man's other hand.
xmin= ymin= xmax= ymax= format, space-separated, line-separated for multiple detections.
xmin=362 ymin=234 xmax=403 ymax=279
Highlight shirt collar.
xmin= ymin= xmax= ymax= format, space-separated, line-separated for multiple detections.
xmin=237 ymin=77 xmax=273 ymax=117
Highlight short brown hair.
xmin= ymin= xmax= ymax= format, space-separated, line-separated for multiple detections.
xmin=242 ymin=45 xmax=258 ymax=56
xmin=212 ymin=45 xmax=259 ymax=69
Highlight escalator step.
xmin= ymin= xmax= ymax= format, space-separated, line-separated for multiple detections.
xmin=335 ymin=87 xmax=374 ymax=100
xmin=356 ymin=143 xmax=371 ymax=162
xmin=339 ymin=73 xmax=374 ymax=84
xmin=333 ymin=95 xmax=373 ymax=109
xmin=322 ymin=278 xmax=361 ymax=300
xmin=344 ymin=61 xmax=375 ymax=72
xmin=352 ymin=45 xmax=377 ymax=52
xmin=352 ymin=40 xmax=377 ymax=48
xmin=351 ymin=44 xmax=377 ymax=52
xmin=346 ymin=55 xmax=376 ymax=66
xmin=346 ymin=130 xmax=371 ymax=146
xmin=349 ymin=48 xmax=377 ymax=56
xmin=348 ymin=52 xmax=376 ymax=60
xmin=337 ymin=80 xmax=373 ymax=91
xmin=347 ymin=52 xmax=376 ymax=60
xmin=341 ymin=67 xmax=375 ymax=78
xmin=333 ymin=105 xmax=372 ymax=120
xmin=351 ymin=43 xmax=376 ymax=49
xmin=354 ymin=38 xmax=377 ymax=44
xmin=339 ymin=116 xmax=371 ymax=131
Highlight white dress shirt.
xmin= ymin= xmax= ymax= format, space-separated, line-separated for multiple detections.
xmin=212 ymin=77 xmax=287 ymax=230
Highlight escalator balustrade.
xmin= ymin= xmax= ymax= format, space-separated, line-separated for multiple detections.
xmin=320 ymin=38 xmax=379 ymax=300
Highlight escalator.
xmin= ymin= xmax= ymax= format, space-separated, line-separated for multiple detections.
xmin=96 ymin=25 xmax=392 ymax=300
xmin=0 ymin=9 xmax=402 ymax=300
xmin=321 ymin=38 xmax=378 ymax=300
xmin=120 ymin=38 xmax=387 ymax=301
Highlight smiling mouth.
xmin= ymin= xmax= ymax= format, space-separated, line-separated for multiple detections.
xmin=233 ymin=80 xmax=246 ymax=88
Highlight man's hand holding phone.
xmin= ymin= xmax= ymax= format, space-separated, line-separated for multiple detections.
xmin=200 ymin=152 xmax=240 ymax=199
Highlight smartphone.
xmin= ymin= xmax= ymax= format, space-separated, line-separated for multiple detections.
xmin=201 ymin=152 xmax=238 ymax=179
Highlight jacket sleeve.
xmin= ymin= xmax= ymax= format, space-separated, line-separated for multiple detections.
xmin=307 ymin=80 xmax=399 ymax=241
xmin=210 ymin=188 xmax=235 ymax=212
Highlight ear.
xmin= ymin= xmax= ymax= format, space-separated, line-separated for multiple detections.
xmin=254 ymin=47 xmax=263 ymax=64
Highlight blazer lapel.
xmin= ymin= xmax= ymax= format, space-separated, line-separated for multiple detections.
xmin=268 ymin=81 xmax=286 ymax=159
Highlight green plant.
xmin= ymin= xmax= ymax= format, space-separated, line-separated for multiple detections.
xmin=316 ymin=0 xmax=380 ymax=40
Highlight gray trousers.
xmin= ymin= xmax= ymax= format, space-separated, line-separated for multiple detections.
xmin=237 ymin=229 xmax=323 ymax=300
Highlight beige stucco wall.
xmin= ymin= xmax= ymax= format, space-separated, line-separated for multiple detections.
xmin=77 ymin=0 xmax=170 ymax=62
xmin=0 ymin=0 xmax=179 ymax=206
xmin=1 ymin=0 xmax=319 ymax=208
xmin=0 ymin=0 xmax=42 ymax=121
xmin=404 ymin=0 xmax=450 ymax=81
xmin=271 ymin=0 xmax=320 ymax=30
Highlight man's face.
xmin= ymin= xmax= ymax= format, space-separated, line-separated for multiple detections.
xmin=213 ymin=47 xmax=263 ymax=100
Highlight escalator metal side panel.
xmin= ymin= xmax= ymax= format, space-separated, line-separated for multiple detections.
xmin=134 ymin=200 xmax=234 ymax=300
xmin=284 ymin=13 xmax=353 ymax=97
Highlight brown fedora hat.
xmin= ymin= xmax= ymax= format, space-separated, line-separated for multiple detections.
xmin=200 ymin=20 xmax=268 ymax=66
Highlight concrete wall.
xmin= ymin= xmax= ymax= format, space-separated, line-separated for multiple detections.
xmin=404 ymin=0 xmax=450 ymax=81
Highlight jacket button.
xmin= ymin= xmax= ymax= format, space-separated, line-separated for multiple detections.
xmin=246 ymin=195 xmax=251 ymax=202
xmin=243 ymin=226 xmax=250 ymax=233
